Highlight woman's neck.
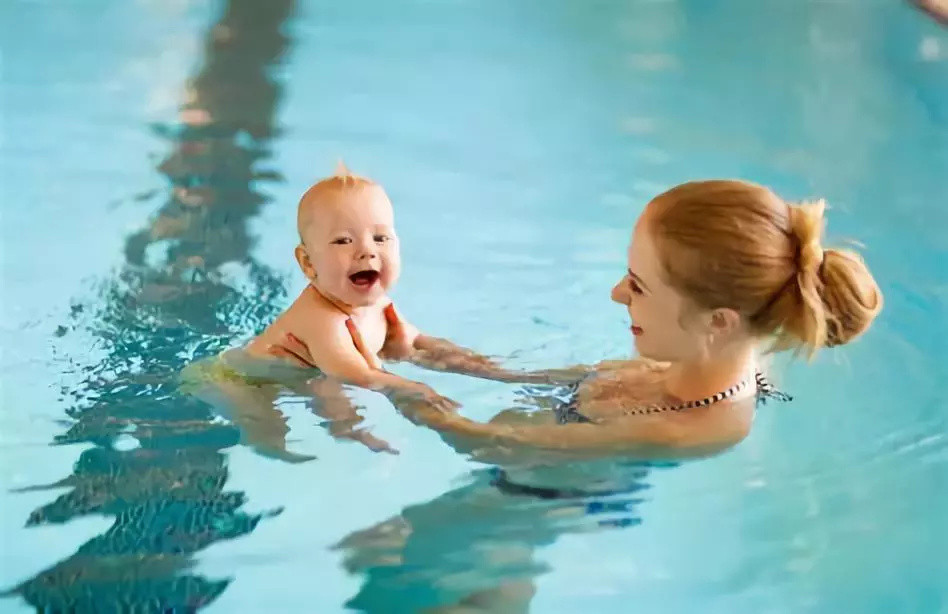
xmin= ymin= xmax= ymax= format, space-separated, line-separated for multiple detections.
xmin=663 ymin=342 xmax=757 ymax=403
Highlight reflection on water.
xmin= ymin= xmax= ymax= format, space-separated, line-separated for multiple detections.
xmin=3 ymin=0 xmax=295 ymax=610
xmin=335 ymin=461 xmax=663 ymax=613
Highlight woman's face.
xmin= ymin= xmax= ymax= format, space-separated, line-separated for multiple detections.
xmin=610 ymin=219 xmax=710 ymax=363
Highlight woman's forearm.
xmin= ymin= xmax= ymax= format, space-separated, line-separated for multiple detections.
xmin=408 ymin=335 xmax=550 ymax=383
xmin=395 ymin=394 xmax=681 ymax=458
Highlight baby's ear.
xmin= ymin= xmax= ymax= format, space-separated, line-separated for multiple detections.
xmin=294 ymin=244 xmax=315 ymax=280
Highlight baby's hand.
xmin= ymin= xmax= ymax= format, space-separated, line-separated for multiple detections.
xmin=380 ymin=303 xmax=419 ymax=361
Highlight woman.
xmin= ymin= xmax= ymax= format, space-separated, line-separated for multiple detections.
xmin=270 ymin=179 xmax=883 ymax=463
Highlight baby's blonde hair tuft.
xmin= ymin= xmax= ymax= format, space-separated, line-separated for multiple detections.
xmin=296 ymin=159 xmax=378 ymax=239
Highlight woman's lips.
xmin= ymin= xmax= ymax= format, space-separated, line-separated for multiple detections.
xmin=631 ymin=325 xmax=644 ymax=336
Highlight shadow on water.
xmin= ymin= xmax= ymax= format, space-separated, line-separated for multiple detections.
xmin=3 ymin=0 xmax=296 ymax=610
xmin=333 ymin=459 xmax=668 ymax=614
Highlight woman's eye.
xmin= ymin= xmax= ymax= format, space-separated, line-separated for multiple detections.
xmin=331 ymin=237 xmax=352 ymax=245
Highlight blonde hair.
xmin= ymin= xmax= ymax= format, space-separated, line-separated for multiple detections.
xmin=647 ymin=180 xmax=883 ymax=358
xmin=296 ymin=160 xmax=378 ymax=238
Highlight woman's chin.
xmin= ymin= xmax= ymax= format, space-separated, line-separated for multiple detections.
xmin=633 ymin=339 xmax=665 ymax=362
xmin=632 ymin=336 xmax=647 ymax=355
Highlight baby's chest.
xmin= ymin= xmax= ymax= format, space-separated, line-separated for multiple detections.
xmin=351 ymin=313 xmax=389 ymax=354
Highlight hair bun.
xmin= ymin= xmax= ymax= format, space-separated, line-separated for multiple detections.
xmin=789 ymin=200 xmax=826 ymax=278
xmin=647 ymin=180 xmax=881 ymax=359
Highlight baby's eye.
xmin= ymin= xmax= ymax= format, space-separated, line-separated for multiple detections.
xmin=628 ymin=277 xmax=644 ymax=295
xmin=373 ymin=234 xmax=391 ymax=243
xmin=331 ymin=237 xmax=352 ymax=245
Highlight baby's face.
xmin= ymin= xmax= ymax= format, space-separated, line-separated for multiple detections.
xmin=299 ymin=186 xmax=401 ymax=308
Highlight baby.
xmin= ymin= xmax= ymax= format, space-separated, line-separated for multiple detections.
xmin=184 ymin=163 xmax=527 ymax=460
xmin=242 ymin=162 xmax=457 ymax=407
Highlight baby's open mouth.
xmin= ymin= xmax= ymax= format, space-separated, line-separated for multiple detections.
xmin=349 ymin=269 xmax=381 ymax=287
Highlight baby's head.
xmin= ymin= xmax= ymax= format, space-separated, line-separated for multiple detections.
xmin=612 ymin=179 xmax=883 ymax=363
xmin=294 ymin=162 xmax=400 ymax=307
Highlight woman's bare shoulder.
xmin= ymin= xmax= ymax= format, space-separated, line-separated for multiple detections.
xmin=596 ymin=357 xmax=670 ymax=375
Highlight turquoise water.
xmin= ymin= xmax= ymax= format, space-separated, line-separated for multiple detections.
xmin=2 ymin=0 xmax=946 ymax=611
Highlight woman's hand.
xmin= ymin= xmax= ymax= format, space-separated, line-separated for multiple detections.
xmin=266 ymin=333 xmax=317 ymax=368
xmin=379 ymin=303 xmax=419 ymax=361
xmin=384 ymin=380 xmax=461 ymax=415
xmin=413 ymin=342 xmax=502 ymax=373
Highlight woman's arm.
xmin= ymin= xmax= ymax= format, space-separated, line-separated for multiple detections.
xmin=271 ymin=327 xmax=626 ymax=387
xmin=380 ymin=304 xmax=549 ymax=384
xmin=408 ymin=335 xmax=641 ymax=385
xmin=395 ymin=393 xmax=672 ymax=455
xmin=407 ymin=334 xmax=553 ymax=383
xmin=911 ymin=0 xmax=948 ymax=25
xmin=393 ymin=392 xmax=744 ymax=464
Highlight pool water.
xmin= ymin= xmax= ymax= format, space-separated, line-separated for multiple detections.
xmin=2 ymin=0 xmax=946 ymax=612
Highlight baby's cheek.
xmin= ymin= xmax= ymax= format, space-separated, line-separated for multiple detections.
xmin=384 ymin=262 xmax=401 ymax=284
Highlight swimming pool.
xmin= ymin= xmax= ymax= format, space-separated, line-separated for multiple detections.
xmin=2 ymin=0 xmax=946 ymax=611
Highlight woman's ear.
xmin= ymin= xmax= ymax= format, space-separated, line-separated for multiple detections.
xmin=294 ymin=244 xmax=315 ymax=281
xmin=709 ymin=307 xmax=742 ymax=337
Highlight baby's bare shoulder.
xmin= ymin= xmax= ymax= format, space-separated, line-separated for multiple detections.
xmin=246 ymin=290 xmax=345 ymax=354
xmin=283 ymin=290 xmax=349 ymax=336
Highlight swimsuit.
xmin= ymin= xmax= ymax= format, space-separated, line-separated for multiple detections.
xmin=552 ymin=369 xmax=791 ymax=425
xmin=551 ymin=380 xmax=595 ymax=424
xmin=179 ymin=347 xmax=315 ymax=391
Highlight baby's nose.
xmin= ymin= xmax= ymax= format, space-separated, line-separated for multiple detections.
xmin=358 ymin=243 xmax=379 ymax=259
